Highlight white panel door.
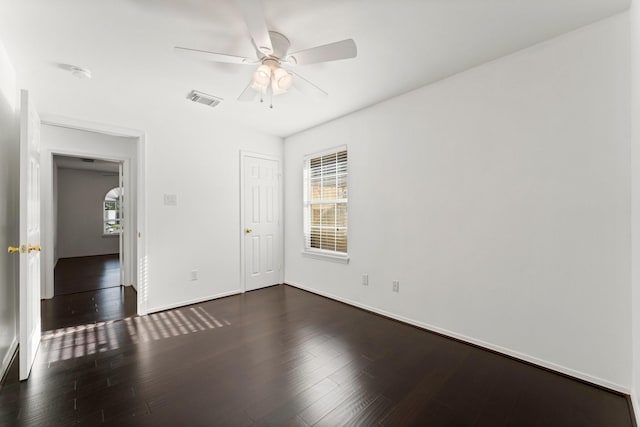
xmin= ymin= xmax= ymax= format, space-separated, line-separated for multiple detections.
xmin=243 ymin=155 xmax=280 ymax=292
xmin=19 ymin=90 xmax=41 ymax=380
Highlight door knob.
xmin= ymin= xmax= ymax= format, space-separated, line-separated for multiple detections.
xmin=245 ymin=228 xmax=253 ymax=233
xmin=7 ymin=246 xmax=20 ymax=254
xmin=28 ymin=245 xmax=41 ymax=253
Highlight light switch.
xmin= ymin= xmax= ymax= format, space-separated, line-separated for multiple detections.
xmin=164 ymin=194 xmax=177 ymax=206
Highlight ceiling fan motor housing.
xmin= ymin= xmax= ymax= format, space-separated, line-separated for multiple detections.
xmin=261 ymin=31 xmax=290 ymax=60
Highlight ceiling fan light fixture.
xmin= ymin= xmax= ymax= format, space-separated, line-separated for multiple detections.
xmin=272 ymin=67 xmax=293 ymax=95
xmin=252 ymin=64 xmax=271 ymax=88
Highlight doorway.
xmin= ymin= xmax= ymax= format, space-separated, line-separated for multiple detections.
xmin=240 ymin=152 xmax=283 ymax=292
xmin=41 ymin=155 xmax=136 ymax=330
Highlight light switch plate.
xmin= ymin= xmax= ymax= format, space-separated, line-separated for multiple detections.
xmin=164 ymin=194 xmax=177 ymax=206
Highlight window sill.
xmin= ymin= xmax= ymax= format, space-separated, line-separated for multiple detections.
xmin=302 ymin=250 xmax=350 ymax=264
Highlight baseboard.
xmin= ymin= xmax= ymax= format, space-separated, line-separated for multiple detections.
xmin=0 ymin=337 xmax=18 ymax=385
xmin=147 ymin=290 xmax=241 ymax=314
xmin=285 ymin=281 xmax=631 ymax=395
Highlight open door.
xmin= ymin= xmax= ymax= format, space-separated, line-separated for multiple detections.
xmin=18 ymin=89 xmax=41 ymax=380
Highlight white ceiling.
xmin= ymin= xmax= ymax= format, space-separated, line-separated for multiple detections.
xmin=0 ymin=0 xmax=630 ymax=138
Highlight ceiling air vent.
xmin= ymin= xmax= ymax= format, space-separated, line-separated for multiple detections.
xmin=188 ymin=90 xmax=223 ymax=108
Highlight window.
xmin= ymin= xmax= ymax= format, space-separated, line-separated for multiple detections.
xmin=103 ymin=187 xmax=122 ymax=235
xmin=303 ymin=147 xmax=348 ymax=259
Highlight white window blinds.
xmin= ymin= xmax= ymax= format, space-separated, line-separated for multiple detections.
xmin=304 ymin=147 xmax=348 ymax=255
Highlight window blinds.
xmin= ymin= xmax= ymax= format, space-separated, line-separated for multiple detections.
xmin=304 ymin=149 xmax=348 ymax=254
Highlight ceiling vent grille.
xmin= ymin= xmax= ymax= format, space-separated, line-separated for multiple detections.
xmin=188 ymin=90 xmax=223 ymax=108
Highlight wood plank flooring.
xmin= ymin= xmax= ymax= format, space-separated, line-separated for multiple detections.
xmin=55 ymin=254 xmax=120 ymax=296
xmin=41 ymin=286 xmax=137 ymax=332
xmin=1 ymin=285 xmax=634 ymax=426
xmin=42 ymin=254 xmax=136 ymax=332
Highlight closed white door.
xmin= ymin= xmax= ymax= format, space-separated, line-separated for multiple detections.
xmin=19 ymin=90 xmax=41 ymax=380
xmin=243 ymin=155 xmax=280 ymax=292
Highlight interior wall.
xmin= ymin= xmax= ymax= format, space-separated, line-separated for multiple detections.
xmin=40 ymin=116 xmax=282 ymax=312
xmin=0 ymin=40 xmax=18 ymax=379
xmin=56 ymin=168 xmax=119 ymax=259
xmin=143 ymin=119 xmax=283 ymax=312
xmin=284 ymin=13 xmax=631 ymax=390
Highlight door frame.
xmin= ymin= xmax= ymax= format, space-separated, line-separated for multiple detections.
xmin=239 ymin=151 xmax=283 ymax=293
xmin=47 ymin=153 xmax=130 ymax=285
xmin=39 ymin=115 xmax=148 ymax=315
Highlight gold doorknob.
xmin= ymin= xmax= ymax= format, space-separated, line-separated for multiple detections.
xmin=245 ymin=228 xmax=253 ymax=233
xmin=7 ymin=246 xmax=19 ymax=254
xmin=28 ymin=245 xmax=41 ymax=253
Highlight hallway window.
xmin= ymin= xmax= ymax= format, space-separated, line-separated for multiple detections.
xmin=103 ymin=187 xmax=122 ymax=234
xmin=303 ymin=147 xmax=348 ymax=258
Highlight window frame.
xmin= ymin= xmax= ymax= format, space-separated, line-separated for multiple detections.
xmin=302 ymin=145 xmax=349 ymax=263
xmin=103 ymin=187 xmax=123 ymax=236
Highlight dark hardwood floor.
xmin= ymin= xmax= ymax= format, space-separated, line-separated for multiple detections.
xmin=41 ymin=254 xmax=136 ymax=332
xmin=55 ymin=254 xmax=121 ymax=296
xmin=41 ymin=286 xmax=137 ymax=332
xmin=1 ymin=285 xmax=634 ymax=426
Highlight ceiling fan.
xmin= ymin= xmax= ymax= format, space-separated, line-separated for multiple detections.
xmin=175 ymin=0 xmax=357 ymax=106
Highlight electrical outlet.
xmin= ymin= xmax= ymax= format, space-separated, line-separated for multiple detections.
xmin=190 ymin=270 xmax=198 ymax=281
xmin=392 ymin=280 xmax=399 ymax=292
xmin=362 ymin=274 xmax=369 ymax=286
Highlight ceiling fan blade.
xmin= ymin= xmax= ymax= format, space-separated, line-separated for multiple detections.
xmin=174 ymin=46 xmax=257 ymax=65
xmin=236 ymin=0 xmax=273 ymax=56
xmin=290 ymin=71 xmax=328 ymax=99
xmin=238 ymin=82 xmax=259 ymax=102
xmin=286 ymin=39 xmax=357 ymax=66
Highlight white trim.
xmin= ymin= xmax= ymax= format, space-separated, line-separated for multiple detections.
xmin=146 ymin=290 xmax=241 ymax=314
xmin=239 ymin=151 xmax=284 ymax=294
xmin=41 ymin=114 xmax=144 ymax=138
xmin=301 ymin=250 xmax=350 ymax=264
xmin=285 ymin=281 xmax=631 ymax=395
xmin=0 ymin=337 xmax=18 ymax=382
xmin=303 ymin=144 xmax=348 ymax=161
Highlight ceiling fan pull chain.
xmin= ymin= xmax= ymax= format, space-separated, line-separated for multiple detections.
xmin=270 ymin=91 xmax=273 ymax=109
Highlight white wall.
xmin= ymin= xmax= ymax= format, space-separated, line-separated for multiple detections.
xmin=0 ymin=40 xmax=18 ymax=380
xmin=630 ymin=0 xmax=640 ymax=420
xmin=56 ymin=168 xmax=119 ymax=258
xmin=143 ymin=119 xmax=282 ymax=311
xmin=284 ymin=14 xmax=631 ymax=391
xmin=40 ymin=117 xmax=283 ymax=312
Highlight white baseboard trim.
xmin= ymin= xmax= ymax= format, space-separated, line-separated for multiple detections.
xmin=0 ymin=337 xmax=18 ymax=382
xmin=146 ymin=290 xmax=241 ymax=314
xmin=285 ymin=281 xmax=631 ymax=395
